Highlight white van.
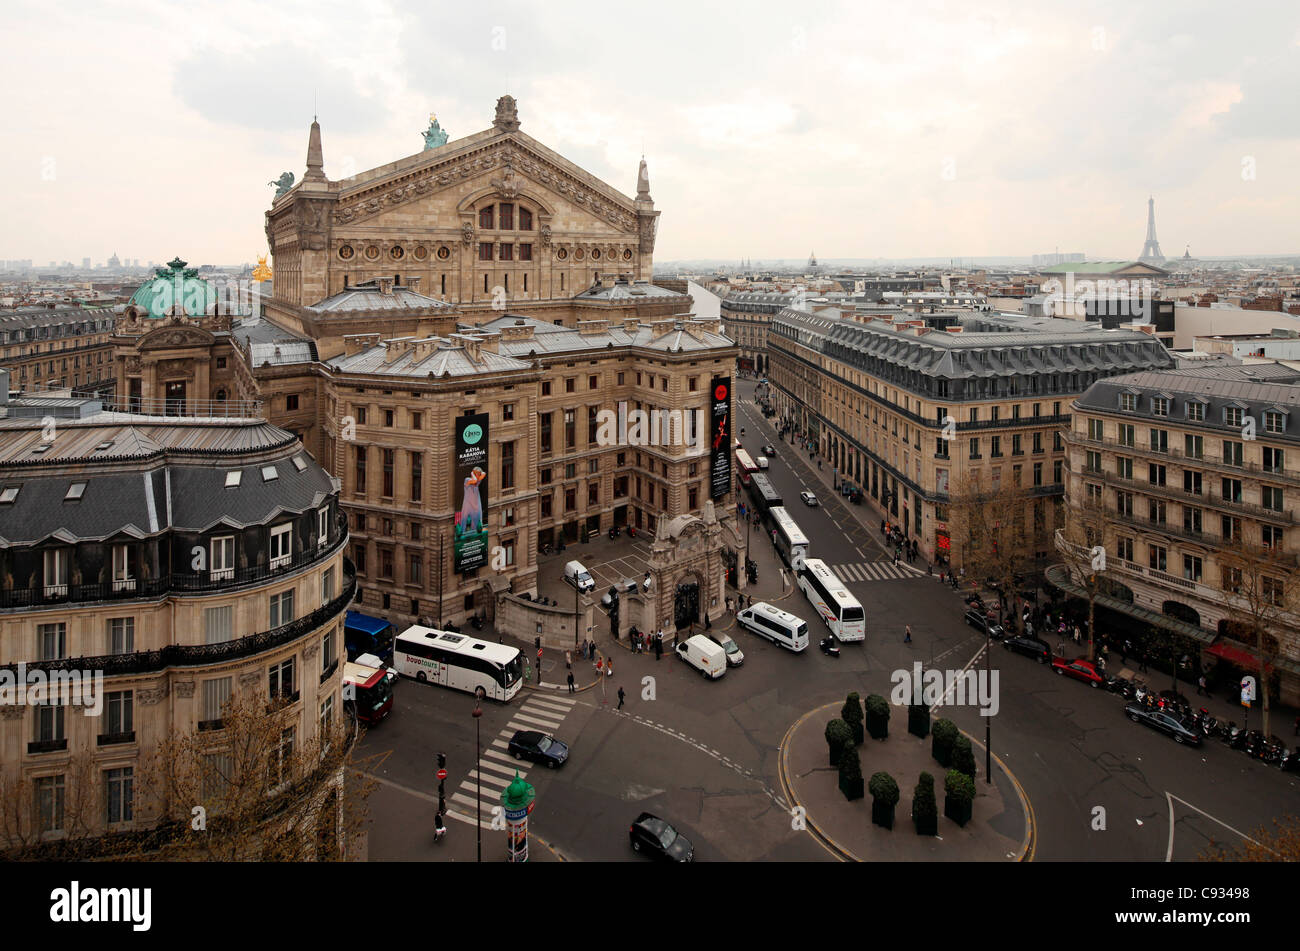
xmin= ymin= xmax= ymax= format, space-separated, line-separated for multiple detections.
xmin=675 ymin=634 xmax=727 ymax=679
xmin=756 ymin=455 xmax=770 ymax=470
xmin=564 ymin=560 xmax=595 ymax=592
xmin=736 ymin=602 xmax=810 ymax=652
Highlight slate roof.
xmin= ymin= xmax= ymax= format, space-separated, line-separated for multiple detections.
xmin=479 ymin=315 xmax=733 ymax=356
xmin=329 ymin=338 xmax=531 ymax=378
xmin=572 ymin=280 xmax=686 ymax=301
xmin=0 ymin=414 xmax=336 ymax=545
xmin=308 ymin=281 xmax=454 ymax=313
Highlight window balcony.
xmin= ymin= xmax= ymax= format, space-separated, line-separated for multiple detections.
xmin=112 ymin=578 xmax=136 ymax=593
xmin=97 ymin=731 xmax=136 ymax=746
xmin=27 ymin=739 xmax=67 ymax=754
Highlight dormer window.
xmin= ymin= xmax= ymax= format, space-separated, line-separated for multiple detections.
xmin=292 ymin=455 xmax=308 ymax=472
xmin=261 ymin=465 xmax=279 ymax=482
xmin=270 ymin=524 xmax=292 ymax=570
xmin=211 ymin=536 xmax=235 ymax=582
xmin=112 ymin=544 xmax=135 ymax=593
xmin=318 ymin=508 xmax=330 ymax=549
xmin=1119 ymin=393 xmax=1137 ymax=412
xmin=1 ymin=485 xmax=21 ymax=504
xmin=1264 ymin=410 xmax=1286 ymax=435
xmin=1151 ymin=396 xmax=1169 ymax=417
xmin=1186 ymin=401 xmax=1205 ymax=422
xmin=65 ymin=482 xmax=87 ymax=501
xmin=225 ymin=470 xmax=242 ymax=488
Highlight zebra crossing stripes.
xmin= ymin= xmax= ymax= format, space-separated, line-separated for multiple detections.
xmin=445 ymin=692 xmax=580 ymax=830
xmin=830 ymin=561 xmax=925 ymax=582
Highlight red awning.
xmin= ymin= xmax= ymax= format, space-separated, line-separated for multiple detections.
xmin=1205 ymin=641 xmax=1273 ymax=673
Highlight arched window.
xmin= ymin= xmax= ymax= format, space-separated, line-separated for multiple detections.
xmin=215 ymin=389 xmax=228 ymax=403
xmin=478 ymin=206 xmax=494 ymax=229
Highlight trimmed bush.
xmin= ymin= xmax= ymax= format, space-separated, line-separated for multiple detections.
xmin=864 ymin=694 xmax=891 ymax=740
xmin=908 ymin=702 xmax=930 ymax=739
xmin=868 ymin=771 xmax=900 ymax=829
xmin=944 ymin=769 xmax=976 ymax=827
xmin=838 ymin=742 xmax=864 ymax=801
xmin=825 ymin=718 xmax=853 ymax=768
xmin=842 ymin=692 xmax=864 ymax=745
xmin=912 ymin=771 xmax=938 ymax=836
xmin=931 ymin=717 xmax=958 ymax=767
xmin=952 ymin=734 xmax=976 ymax=782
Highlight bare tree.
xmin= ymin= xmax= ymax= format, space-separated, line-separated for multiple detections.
xmin=0 ymin=752 xmax=100 ymax=859
xmin=1217 ymin=536 xmax=1300 ymax=739
xmin=1201 ymin=814 xmax=1300 ymax=862
xmin=950 ymin=469 xmax=1034 ymax=633
xmin=1054 ymin=496 xmax=1112 ymax=661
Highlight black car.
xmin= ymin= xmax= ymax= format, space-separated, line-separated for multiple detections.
xmin=963 ymin=608 xmax=1005 ymax=639
xmin=507 ymin=729 xmax=569 ymax=768
xmin=1002 ymin=634 xmax=1050 ymax=663
xmin=629 ymin=812 xmax=694 ymax=862
xmin=1125 ymin=703 xmax=1203 ymax=746
xmin=762 ymin=444 xmax=776 ymax=457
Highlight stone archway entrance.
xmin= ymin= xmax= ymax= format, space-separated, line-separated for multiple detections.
xmin=674 ymin=576 xmax=702 ymax=630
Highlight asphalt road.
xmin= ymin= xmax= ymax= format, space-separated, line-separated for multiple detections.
xmin=359 ymin=378 xmax=1300 ymax=862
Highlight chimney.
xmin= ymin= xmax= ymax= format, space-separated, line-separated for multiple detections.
xmin=450 ymin=332 xmax=482 ymax=364
xmin=384 ymin=338 xmax=411 ymax=364
xmin=578 ymin=319 xmax=609 ymax=336
xmin=623 ymin=317 xmax=640 ymax=333
xmin=477 ymin=331 xmax=500 ymax=353
xmin=650 ymin=319 xmax=677 ymax=340
xmin=407 ymin=276 xmax=422 ymax=293
xmin=378 ymin=277 xmax=394 ymax=295
xmin=344 ymin=332 xmax=380 ymax=356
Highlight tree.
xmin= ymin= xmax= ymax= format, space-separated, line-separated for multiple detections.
xmin=949 ymin=468 xmax=1034 ymax=634
xmin=868 ymin=771 xmax=900 ymax=829
xmin=911 ymin=771 xmax=938 ymax=836
xmin=1201 ymin=815 xmax=1300 ymax=862
xmin=838 ymin=742 xmax=864 ymax=801
xmin=825 ymin=719 xmax=853 ymax=768
xmin=1054 ymin=495 xmax=1112 ymax=661
xmin=1217 ymin=535 xmax=1300 ymax=739
xmin=841 ymin=692 xmax=864 ymax=745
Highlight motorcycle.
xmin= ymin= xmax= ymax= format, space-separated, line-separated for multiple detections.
xmin=470 ymin=614 xmax=484 ymax=631
xmin=627 ymin=525 xmax=637 ymax=539
xmin=1278 ymin=748 xmax=1300 ymax=772
xmin=819 ymin=637 xmax=840 ymax=657
xmin=608 ymin=525 xmax=621 ymax=540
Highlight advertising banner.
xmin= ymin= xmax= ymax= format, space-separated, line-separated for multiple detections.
xmin=709 ymin=375 xmax=732 ymax=500
xmin=453 ymin=412 xmax=490 ymax=573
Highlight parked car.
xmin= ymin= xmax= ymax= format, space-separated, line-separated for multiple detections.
xmin=629 ymin=812 xmax=694 ymax=862
xmin=707 ymin=631 xmax=744 ymax=667
xmin=1052 ymin=656 xmax=1106 ymax=688
xmin=1125 ymin=703 xmax=1203 ymax=746
xmin=963 ymin=608 xmax=1005 ymax=639
xmin=675 ymin=634 xmax=727 ymax=678
xmin=1002 ymin=634 xmax=1050 ymax=663
xmin=800 ymin=490 xmax=818 ymax=507
xmin=507 ymin=729 xmax=570 ymax=768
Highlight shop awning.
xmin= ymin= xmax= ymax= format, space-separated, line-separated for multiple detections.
xmin=1205 ymin=641 xmax=1274 ymax=674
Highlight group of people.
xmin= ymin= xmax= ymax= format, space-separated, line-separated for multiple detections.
xmin=630 ymin=629 xmax=667 ymax=659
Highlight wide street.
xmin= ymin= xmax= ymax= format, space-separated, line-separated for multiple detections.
xmin=359 ymin=378 xmax=1300 ymax=862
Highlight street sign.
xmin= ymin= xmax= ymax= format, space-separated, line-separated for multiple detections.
xmin=437 ymin=769 xmax=447 ymax=781
xmin=1241 ymin=676 xmax=1257 ymax=703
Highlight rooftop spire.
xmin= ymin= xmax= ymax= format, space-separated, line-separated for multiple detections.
xmin=637 ymin=155 xmax=652 ymax=202
xmin=304 ymin=118 xmax=326 ymax=183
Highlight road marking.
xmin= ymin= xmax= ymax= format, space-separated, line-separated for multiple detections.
xmin=475 ymin=758 xmax=524 ymax=779
xmin=511 ymin=711 xmax=563 ymax=729
xmin=1164 ymin=792 xmax=1270 ymax=861
xmin=484 ymin=748 xmax=522 ymax=766
xmin=465 ymin=769 xmax=512 ymax=789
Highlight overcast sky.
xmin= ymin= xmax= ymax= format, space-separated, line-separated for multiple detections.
xmin=4 ymin=0 xmax=1298 ymax=266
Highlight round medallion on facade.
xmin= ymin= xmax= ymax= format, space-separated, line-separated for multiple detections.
xmin=365 ymin=245 xmax=380 ymax=260
xmin=436 ymin=245 xmax=451 ymax=260
xmin=622 ymin=248 xmax=633 ymax=260
xmin=338 ymin=244 xmax=354 ymax=260
xmin=573 ymin=248 xmax=585 ymax=261
xmin=390 ymin=245 xmax=405 ymax=260
xmin=556 ymin=247 xmax=568 ymax=260
xmin=414 ymin=245 xmax=429 ymax=261
xmin=590 ymin=248 xmax=601 ymax=260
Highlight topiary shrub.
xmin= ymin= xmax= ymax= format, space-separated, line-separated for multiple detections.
xmin=868 ymin=771 xmax=900 ymax=829
xmin=841 ymin=692 xmax=864 ymax=745
xmin=838 ymin=742 xmax=864 ymax=801
xmin=944 ymin=769 xmax=976 ymax=827
xmin=864 ymin=694 xmax=891 ymax=740
xmin=952 ymin=734 xmax=976 ymax=781
xmin=825 ymin=718 xmax=853 ymax=768
xmin=908 ymin=702 xmax=930 ymax=739
xmin=912 ymin=771 xmax=938 ymax=836
xmin=931 ymin=717 xmax=958 ymax=767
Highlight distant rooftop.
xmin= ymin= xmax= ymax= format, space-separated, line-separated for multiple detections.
xmin=308 ymin=279 xmax=454 ymax=313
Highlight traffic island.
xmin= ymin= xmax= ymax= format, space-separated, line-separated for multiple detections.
xmin=780 ymin=701 xmax=1032 ymax=861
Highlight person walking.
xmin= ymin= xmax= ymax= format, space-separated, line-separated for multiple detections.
xmin=565 ymin=650 xmax=572 ymax=670
xmin=904 ymin=625 xmax=912 ymax=644
xmin=1139 ymin=650 xmax=1148 ymax=674
xmin=1196 ymin=674 xmax=1206 ymax=697
xmin=566 ymin=671 xmax=576 ymax=694
xmin=607 ymin=657 xmax=614 ymax=678
xmin=617 ymin=686 xmax=625 ymax=710
xmin=1121 ymin=639 xmax=1130 ymax=664
xmin=655 ymin=634 xmax=663 ymax=660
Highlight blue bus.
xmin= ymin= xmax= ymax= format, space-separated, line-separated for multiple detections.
xmin=345 ymin=611 xmax=396 ymax=663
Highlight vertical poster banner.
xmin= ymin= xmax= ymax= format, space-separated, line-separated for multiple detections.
xmin=454 ymin=412 xmax=490 ymax=573
xmin=709 ymin=375 xmax=732 ymax=499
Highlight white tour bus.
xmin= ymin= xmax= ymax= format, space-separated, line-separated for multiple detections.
xmin=797 ymin=558 xmax=866 ymax=642
xmin=736 ymin=601 xmax=810 ymax=652
xmin=768 ymin=506 xmax=810 ymax=568
xmin=394 ymin=625 xmax=524 ymax=701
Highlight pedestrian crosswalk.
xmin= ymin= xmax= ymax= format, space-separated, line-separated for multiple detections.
xmin=445 ymin=691 xmax=580 ymax=830
xmin=829 ymin=561 xmax=927 ymax=582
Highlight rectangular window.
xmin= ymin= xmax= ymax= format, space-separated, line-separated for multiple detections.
xmin=269 ymin=589 xmax=295 ymax=628
xmin=318 ymin=507 xmax=330 ymax=548
xmin=1116 ymin=491 xmax=1133 ymax=518
xmin=411 ymin=411 xmax=422 ymax=431
xmin=1223 ymin=440 xmax=1243 ymax=467
xmin=104 ymin=690 xmax=133 ymax=735
xmin=1184 ymin=434 xmax=1203 ymax=459
xmin=565 ymin=409 xmax=576 ymax=449
xmin=479 ymin=242 xmax=493 ymax=262
xmin=587 ymin=406 xmax=599 ymax=444
xmin=1120 ymin=393 xmax=1137 ymax=412
xmin=1148 ymin=464 xmax=1166 ymax=486
xmin=1263 ymin=525 xmax=1284 ymax=549
xmin=270 ymin=523 xmax=292 ymax=569
xmin=322 ymin=565 xmax=336 ymax=604
xmin=410 ymin=452 xmax=423 ymax=502
xmin=1183 ymin=506 xmax=1201 ymax=534
xmin=1149 ymin=545 xmax=1167 ymax=572
xmin=1085 ymin=450 xmax=1102 ymax=473
xmin=1149 ymin=428 xmax=1168 ymax=452
xmin=1033 ymin=462 xmax=1043 ymax=486
xmin=1117 ymin=456 xmax=1133 ymax=479
xmin=105 ymin=767 xmax=134 ymax=824
xmin=269 ymin=658 xmax=296 ymax=702
xmin=1053 ymin=460 xmax=1063 ymax=483
xmin=355 ymin=446 xmax=367 ymax=492
xmin=969 ymin=437 xmax=979 ymax=459
xmin=1116 ymin=537 xmax=1133 ymax=562
xmin=520 ymin=243 xmax=532 ymax=262
xmin=479 ymin=206 xmax=494 ymax=229
xmin=540 ymin=412 xmax=553 ymax=453
xmin=1087 ymin=418 xmax=1103 ymax=441
xmin=43 ymin=548 xmax=68 ymax=597
xmin=108 ymin=617 xmax=134 ymax=654
xmin=1118 ymin=423 xmax=1134 ymax=448
xmin=1262 ymin=485 xmax=1284 ymax=511
xmin=499 ymin=243 xmax=513 ymax=262
xmin=540 ymin=494 xmax=553 ymax=518
xmin=34 ymin=700 xmax=65 ymax=744
xmin=37 ymin=622 xmax=66 ymax=661
xmin=35 ymin=776 xmax=64 ymax=834
xmin=498 ymin=203 xmax=514 ymax=230
xmin=204 ymin=605 xmax=232 ymax=645
xmin=564 ymin=488 xmax=576 ymax=512
xmin=1263 ymin=446 xmax=1284 ymax=473
xmin=210 ymin=535 xmax=235 ymax=581
xmin=382 ymin=448 xmax=395 ymax=497
xmin=519 ymin=207 xmax=533 ymax=230
xmin=1187 ymin=401 xmax=1204 ymax=422
xmin=1152 ymin=397 xmax=1169 ymax=417
xmin=1225 ymin=406 xmax=1243 ymax=428
xmin=408 ymin=553 xmax=422 ymax=586
xmin=1264 ymin=411 xmax=1284 ymax=435
xmin=1222 ymin=515 xmax=1241 ymax=542
xmin=1183 ymin=555 xmax=1203 ymax=582
xmin=111 ymin=544 xmax=133 ymax=591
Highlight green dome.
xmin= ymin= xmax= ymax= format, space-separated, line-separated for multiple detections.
xmin=128 ymin=257 xmax=218 ymax=319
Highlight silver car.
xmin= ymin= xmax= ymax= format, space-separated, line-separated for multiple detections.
xmin=708 ymin=632 xmax=744 ymax=666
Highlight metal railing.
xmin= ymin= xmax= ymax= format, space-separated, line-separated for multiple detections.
xmin=1091 ymin=469 xmax=1297 ymax=525
xmin=1 ymin=560 xmax=355 ymax=679
xmin=1070 ymin=435 xmax=1300 ymax=487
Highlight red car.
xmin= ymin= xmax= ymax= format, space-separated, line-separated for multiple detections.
xmin=1052 ymin=656 xmax=1105 ymax=688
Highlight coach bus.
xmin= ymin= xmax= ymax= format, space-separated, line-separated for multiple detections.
xmin=748 ymin=472 xmax=783 ymax=519
xmin=796 ymin=558 xmax=866 ymax=642
xmin=736 ymin=448 xmax=759 ymax=487
xmin=393 ymin=625 xmax=524 ymax=701
xmin=769 ymin=506 xmax=810 ymax=568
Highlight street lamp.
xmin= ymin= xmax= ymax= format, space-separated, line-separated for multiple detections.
xmin=472 ymin=686 xmax=485 ymax=862
xmin=984 ymin=626 xmax=992 ymax=785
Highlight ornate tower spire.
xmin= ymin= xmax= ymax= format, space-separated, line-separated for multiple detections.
xmin=304 ymin=118 xmax=327 ymax=183
xmin=1139 ymin=195 xmax=1164 ymax=264
xmin=637 ymin=155 xmax=652 ymax=201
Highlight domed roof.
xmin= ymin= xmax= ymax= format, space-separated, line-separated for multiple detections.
xmin=128 ymin=257 xmax=218 ymax=319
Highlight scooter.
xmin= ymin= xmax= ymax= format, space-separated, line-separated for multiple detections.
xmin=608 ymin=525 xmax=621 ymax=540
xmin=627 ymin=525 xmax=637 ymax=539
xmin=819 ymin=637 xmax=840 ymax=657
xmin=1278 ymin=748 xmax=1300 ymax=772
xmin=470 ymin=613 xmax=484 ymax=631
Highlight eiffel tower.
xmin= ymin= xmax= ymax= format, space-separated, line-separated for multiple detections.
xmin=1139 ymin=196 xmax=1165 ymax=264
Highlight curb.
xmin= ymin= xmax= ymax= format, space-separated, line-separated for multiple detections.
xmin=778 ymin=704 xmax=857 ymax=862
xmin=960 ymin=728 xmax=1036 ymax=862
xmin=525 ymin=649 xmax=607 ymax=693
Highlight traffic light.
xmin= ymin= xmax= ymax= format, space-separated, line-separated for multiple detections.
xmin=437 ymin=751 xmax=446 ymax=770
xmin=534 ymin=636 xmax=541 ymax=652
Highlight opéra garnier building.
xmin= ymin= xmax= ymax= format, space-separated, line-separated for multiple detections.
xmin=99 ymin=96 xmax=737 ymax=635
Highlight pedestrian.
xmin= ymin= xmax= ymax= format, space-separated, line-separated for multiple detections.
xmin=904 ymin=625 xmax=912 ymax=644
xmin=565 ymin=650 xmax=572 ymax=669
xmin=1196 ymin=674 xmax=1206 ymax=697
xmin=567 ymin=671 xmax=576 ymax=694
xmin=1057 ymin=639 xmax=1066 ymax=658
xmin=1121 ymin=639 xmax=1130 ymax=664
xmin=581 ymin=639 xmax=588 ymax=659
xmin=617 ymin=686 xmax=625 ymax=710
xmin=607 ymin=658 xmax=614 ymax=677
xmin=705 ymin=613 xmax=712 ymax=630
xmin=1072 ymin=626 xmax=1081 ymax=645
xmin=655 ymin=634 xmax=663 ymax=660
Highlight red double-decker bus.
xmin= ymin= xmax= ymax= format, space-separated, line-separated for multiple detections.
xmin=736 ymin=448 xmax=759 ymax=487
